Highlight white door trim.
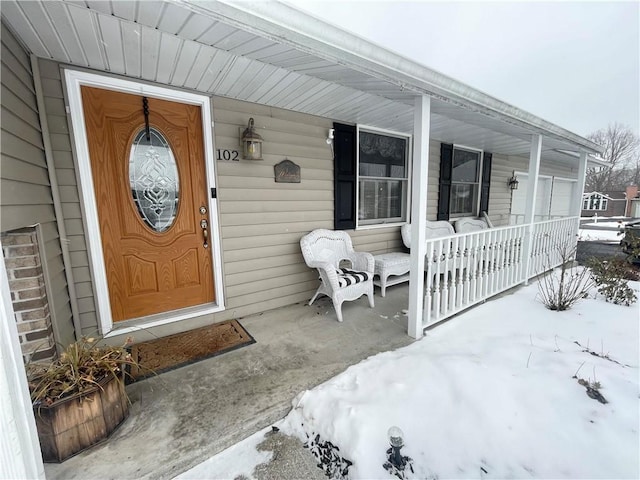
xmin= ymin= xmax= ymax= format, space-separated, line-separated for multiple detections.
xmin=64 ymin=69 xmax=225 ymax=337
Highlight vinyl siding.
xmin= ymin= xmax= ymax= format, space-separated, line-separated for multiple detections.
xmin=35 ymin=60 xmax=577 ymax=341
xmin=214 ymin=97 xmax=403 ymax=312
xmin=37 ymin=67 xmax=404 ymax=340
xmin=488 ymin=153 xmax=517 ymax=227
xmin=36 ymin=58 xmax=96 ymax=336
xmin=0 ymin=25 xmax=74 ymax=347
xmin=508 ymin=155 xmax=578 ymax=180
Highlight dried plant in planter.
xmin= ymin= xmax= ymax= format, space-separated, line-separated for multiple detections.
xmin=28 ymin=337 xmax=136 ymax=405
xmin=28 ymin=337 xmax=145 ymax=462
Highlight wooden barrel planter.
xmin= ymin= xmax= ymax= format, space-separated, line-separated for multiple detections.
xmin=33 ymin=375 xmax=129 ymax=462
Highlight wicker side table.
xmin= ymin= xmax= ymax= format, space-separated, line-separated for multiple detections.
xmin=373 ymin=252 xmax=411 ymax=297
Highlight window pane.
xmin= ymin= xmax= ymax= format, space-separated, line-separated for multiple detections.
xmin=129 ymin=128 xmax=179 ymax=232
xmin=359 ymin=131 xmax=406 ymax=178
xmin=359 ymin=180 xmax=378 ymax=221
xmin=358 ymin=179 xmax=406 ymax=222
xmin=450 ymin=184 xmax=478 ymax=215
xmin=452 ymin=149 xmax=479 ymax=182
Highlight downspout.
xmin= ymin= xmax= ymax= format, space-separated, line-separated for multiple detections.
xmin=522 ymin=134 xmax=542 ymax=285
xmin=30 ymin=55 xmax=82 ymax=341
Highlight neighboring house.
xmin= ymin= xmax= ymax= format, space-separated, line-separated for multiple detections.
xmin=581 ymin=186 xmax=639 ymax=217
xmin=0 ymin=1 xmax=606 ymax=470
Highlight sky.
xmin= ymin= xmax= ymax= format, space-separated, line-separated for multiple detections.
xmin=291 ymin=1 xmax=640 ymax=138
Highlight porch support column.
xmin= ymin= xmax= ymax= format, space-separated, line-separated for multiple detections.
xmin=408 ymin=95 xmax=431 ymax=339
xmin=571 ymin=152 xmax=588 ymax=217
xmin=570 ymin=151 xmax=589 ymax=248
xmin=522 ymin=134 xmax=542 ymax=285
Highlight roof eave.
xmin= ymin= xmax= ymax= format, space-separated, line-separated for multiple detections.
xmin=180 ymin=0 xmax=603 ymax=155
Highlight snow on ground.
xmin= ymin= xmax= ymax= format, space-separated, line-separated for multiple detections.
xmin=578 ymin=228 xmax=624 ymax=242
xmin=582 ymin=221 xmax=627 ymax=228
xmin=176 ymin=426 xmax=272 ymax=479
xmin=181 ymin=279 xmax=640 ymax=480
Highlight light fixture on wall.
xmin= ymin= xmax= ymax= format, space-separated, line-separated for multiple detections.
xmin=326 ymin=128 xmax=335 ymax=144
xmin=508 ymin=172 xmax=519 ymax=190
xmin=241 ymin=118 xmax=263 ymax=160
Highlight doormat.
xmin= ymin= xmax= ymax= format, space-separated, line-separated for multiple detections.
xmin=126 ymin=319 xmax=255 ymax=382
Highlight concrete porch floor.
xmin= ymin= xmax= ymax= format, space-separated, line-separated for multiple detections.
xmin=44 ymin=284 xmax=414 ymax=480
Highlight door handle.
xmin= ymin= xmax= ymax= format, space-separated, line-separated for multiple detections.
xmin=200 ymin=219 xmax=209 ymax=248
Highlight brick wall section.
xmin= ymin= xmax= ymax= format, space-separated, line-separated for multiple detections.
xmin=1 ymin=227 xmax=56 ymax=363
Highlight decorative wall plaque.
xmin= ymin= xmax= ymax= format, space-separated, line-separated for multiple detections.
xmin=274 ymin=159 xmax=301 ymax=183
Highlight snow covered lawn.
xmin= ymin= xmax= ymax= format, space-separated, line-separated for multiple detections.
xmin=578 ymin=228 xmax=624 ymax=242
xmin=182 ymin=279 xmax=640 ymax=479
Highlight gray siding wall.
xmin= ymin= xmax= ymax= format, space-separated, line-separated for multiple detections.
xmin=38 ymin=65 xmax=403 ymax=340
xmin=37 ymin=59 xmax=97 ymax=333
xmin=1 ymin=26 xmax=74 ymax=346
xmin=508 ymin=155 xmax=578 ymax=180
xmin=489 ymin=153 xmax=518 ymax=227
xmin=35 ymin=60 xmax=580 ymax=341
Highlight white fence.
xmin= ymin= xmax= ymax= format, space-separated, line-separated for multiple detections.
xmin=423 ymin=216 xmax=579 ymax=327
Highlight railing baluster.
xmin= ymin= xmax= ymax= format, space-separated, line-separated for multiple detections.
xmin=420 ymin=217 xmax=578 ymax=328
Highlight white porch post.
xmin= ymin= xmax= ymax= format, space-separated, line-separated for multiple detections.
xmin=571 ymin=152 xmax=588 ymax=217
xmin=522 ymin=134 xmax=542 ymax=285
xmin=0 ymin=243 xmax=45 ymax=479
xmin=408 ymin=95 xmax=431 ymax=339
xmin=570 ymin=151 xmax=589 ymax=247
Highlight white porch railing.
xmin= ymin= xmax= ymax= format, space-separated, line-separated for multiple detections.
xmin=423 ymin=216 xmax=579 ymax=328
xmin=528 ymin=217 xmax=580 ymax=278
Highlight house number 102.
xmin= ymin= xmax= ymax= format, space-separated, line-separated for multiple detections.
xmin=216 ymin=149 xmax=239 ymax=161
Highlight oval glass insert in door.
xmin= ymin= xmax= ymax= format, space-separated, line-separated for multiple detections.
xmin=129 ymin=128 xmax=179 ymax=232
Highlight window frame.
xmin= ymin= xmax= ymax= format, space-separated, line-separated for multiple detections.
xmin=449 ymin=144 xmax=484 ymax=218
xmin=355 ymin=125 xmax=412 ymax=229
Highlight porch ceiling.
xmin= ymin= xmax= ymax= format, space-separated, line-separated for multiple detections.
xmin=1 ymin=0 xmax=599 ymax=164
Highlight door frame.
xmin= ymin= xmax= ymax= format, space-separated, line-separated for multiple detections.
xmin=64 ymin=69 xmax=225 ymax=337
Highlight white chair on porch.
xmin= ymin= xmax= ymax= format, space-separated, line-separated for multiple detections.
xmin=401 ymin=221 xmax=457 ymax=282
xmin=453 ymin=217 xmax=489 ymax=233
xmin=300 ymin=229 xmax=375 ymax=322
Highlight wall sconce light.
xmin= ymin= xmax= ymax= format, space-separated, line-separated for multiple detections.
xmin=241 ymin=118 xmax=263 ymax=160
xmin=508 ymin=173 xmax=519 ymax=190
xmin=326 ymin=128 xmax=335 ymax=144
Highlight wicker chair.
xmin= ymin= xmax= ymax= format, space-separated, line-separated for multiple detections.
xmin=300 ymin=229 xmax=375 ymax=322
xmin=453 ymin=217 xmax=489 ymax=233
xmin=401 ymin=221 xmax=457 ymax=281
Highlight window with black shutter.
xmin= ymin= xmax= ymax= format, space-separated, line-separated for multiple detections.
xmin=333 ymin=123 xmax=410 ymax=229
xmin=438 ymin=144 xmax=492 ymax=220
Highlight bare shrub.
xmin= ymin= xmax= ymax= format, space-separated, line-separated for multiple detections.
xmin=537 ymin=241 xmax=594 ymax=311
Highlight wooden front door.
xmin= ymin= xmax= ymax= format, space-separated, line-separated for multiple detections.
xmin=81 ymin=86 xmax=214 ymax=322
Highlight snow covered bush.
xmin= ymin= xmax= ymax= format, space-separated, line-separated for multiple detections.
xmin=587 ymin=258 xmax=638 ymax=306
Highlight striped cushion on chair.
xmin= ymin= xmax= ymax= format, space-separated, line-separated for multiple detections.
xmin=336 ymin=268 xmax=372 ymax=288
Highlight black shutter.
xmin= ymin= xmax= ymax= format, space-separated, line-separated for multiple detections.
xmin=479 ymin=152 xmax=492 ymax=215
xmin=437 ymin=143 xmax=453 ymax=221
xmin=333 ymin=123 xmax=357 ymax=230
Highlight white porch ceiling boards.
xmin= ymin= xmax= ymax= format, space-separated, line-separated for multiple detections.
xmin=1 ymin=0 xmax=598 ymax=163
